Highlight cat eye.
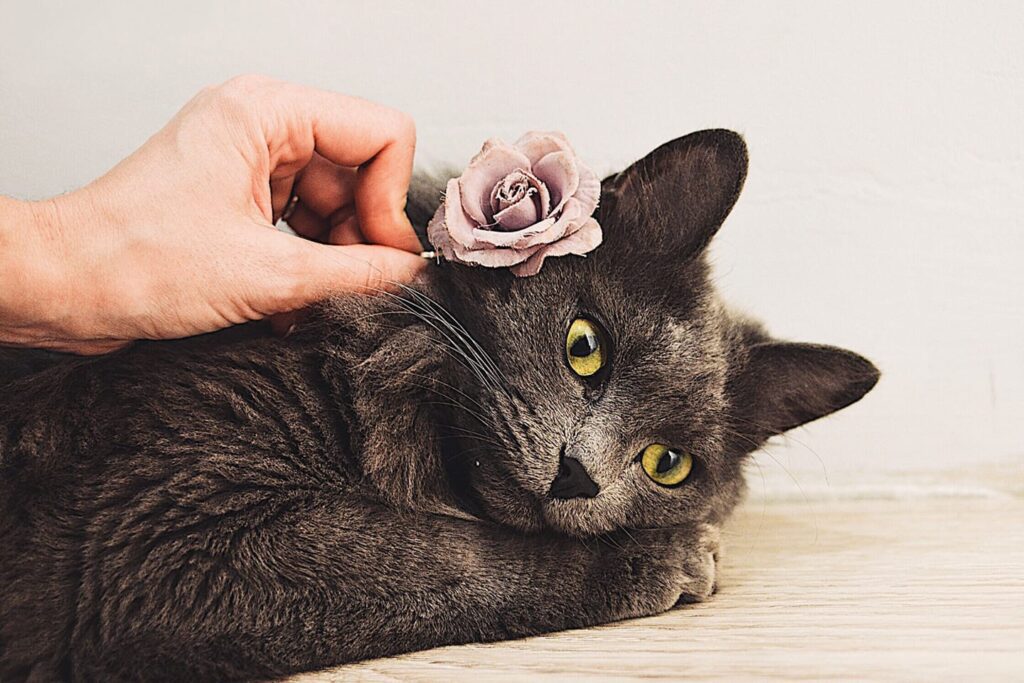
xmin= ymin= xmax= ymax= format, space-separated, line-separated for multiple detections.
xmin=565 ymin=318 xmax=608 ymax=378
xmin=639 ymin=444 xmax=693 ymax=487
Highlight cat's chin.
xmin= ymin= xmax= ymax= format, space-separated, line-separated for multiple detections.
xmin=541 ymin=497 xmax=622 ymax=537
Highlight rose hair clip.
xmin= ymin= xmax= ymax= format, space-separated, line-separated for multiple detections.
xmin=424 ymin=132 xmax=603 ymax=277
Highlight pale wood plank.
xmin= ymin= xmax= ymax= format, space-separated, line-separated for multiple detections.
xmin=290 ymin=497 xmax=1024 ymax=681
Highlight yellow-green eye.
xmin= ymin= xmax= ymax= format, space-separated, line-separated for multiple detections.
xmin=565 ymin=318 xmax=607 ymax=377
xmin=640 ymin=444 xmax=693 ymax=487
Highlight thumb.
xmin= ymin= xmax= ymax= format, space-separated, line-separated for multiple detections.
xmin=284 ymin=241 xmax=428 ymax=307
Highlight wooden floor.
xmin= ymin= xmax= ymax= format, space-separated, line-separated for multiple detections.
xmin=293 ymin=495 xmax=1024 ymax=681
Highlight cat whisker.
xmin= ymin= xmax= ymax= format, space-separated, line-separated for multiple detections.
xmin=304 ymin=241 xmax=524 ymax=417
xmin=308 ymin=297 xmax=490 ymax=395
xmin=725 ymin=412 xmax=830 ymax=487
xmin=302 ymin=245 xmax=504 ymax=397
xmin=396 ymin=284 xmax=514 ymax=396
xmin=619 ymin=526 xmax=648 ymax=553
xmin=393 ymin=287 xmax=512 ymax=400
xmin=722 ymin=425 xmax=814 ymax=515
xmin=385 ymin=294 xmax=503 ymax=398
xmin=375 ymin=357 xmax=490 ymax=419
xmin=437 ymin=424 xmax=507 ymax=449
xmin=389 ymin=378 xmax=496 ymax=441
xmin=595 ymin=533 xmax=626 ymax=553
xmin=383 ymin=294 xmax=497 ymax=391
xmin=352 ymin=316 xmax=483 ymax=391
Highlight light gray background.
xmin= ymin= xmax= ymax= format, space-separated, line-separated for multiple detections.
xmin=2 ymin=1 xmax=1021 ymax=496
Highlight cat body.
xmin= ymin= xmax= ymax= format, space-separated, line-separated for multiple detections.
xmin=0 ymin=131 xmax=878 ymax=681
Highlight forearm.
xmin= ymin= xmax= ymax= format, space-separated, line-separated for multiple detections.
xmin=279 ymin=505 xmax=714 ymax=664
xmin=74 ymin=497 xmax=645 ymax=680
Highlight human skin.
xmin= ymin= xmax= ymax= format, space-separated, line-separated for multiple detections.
xmin=0 ymin=75 xmax=426 ymax=355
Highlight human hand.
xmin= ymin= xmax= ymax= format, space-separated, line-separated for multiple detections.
xmin=0 ymin=75 xmax=426 ymax=354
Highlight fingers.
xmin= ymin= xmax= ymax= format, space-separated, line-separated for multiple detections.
xmin=255 ymin=229 xmax=427 ymax=315
xmin=282 ymin=195 xmax=362 ymax=245
xmin=299 ymin=242 xmax=427 ymax=298
xmin=327 ymin=212 xmax=363 ymax=245
xmin=269 ymin=310 xmax=303 ymax=337
xmin=281 ymin=153 xmax=355 ymax=241
xmin=292 ymin=153 xmax=356 ymax=217
xmin=269 ymin=175 xmax=295 ymax=222
xmin=284 ymin=202 xmax=329 ymax=241
xmin=242 ymin=77 xmax=420 ymax=253
xmin=263 ymin=230 xmax=422 ymax=336
xmin=353 ymin=135 xmax=422 ymax=253
xmin=300 ymin=89 xmax=418 ymax=251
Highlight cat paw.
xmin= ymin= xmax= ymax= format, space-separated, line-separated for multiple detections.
xmin=615 ymin=522 xmax=721 ymax=615
xmin=673 ymin=523 xmax=720 ymax=605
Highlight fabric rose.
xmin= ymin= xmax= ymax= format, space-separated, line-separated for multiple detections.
xmin=426 ymin=131 xmax=602 ymax=277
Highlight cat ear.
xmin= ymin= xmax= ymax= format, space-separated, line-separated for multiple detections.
xmin=599 ymin=129 xmax=748 ymax=260
xmin=730 ymin=342 xmax=880 ymax=438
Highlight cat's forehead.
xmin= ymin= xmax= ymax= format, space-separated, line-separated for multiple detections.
xmin=585 ymin=268 xmax=719 ymax=348
xmin=606 ymin=312 xmax=726 ymax=404
xmin=447 ymin=257 xmax=718 ymax=359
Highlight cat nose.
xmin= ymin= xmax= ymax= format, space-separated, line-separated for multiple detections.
xmin=549 ymin=452 xmax=600 ymax=500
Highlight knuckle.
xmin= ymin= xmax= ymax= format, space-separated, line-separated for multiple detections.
xmin=197 ymin=82 xmax=219 ymax=98
xmin=222 ymin=73 xmax=276 ymax=94
xmin=397 ymin=110 xmax=417 ymax=139
xmin=388 ymin=110 xmax=417 ymax=147
xmin=207 ymin=74 xmax=276 ymax=116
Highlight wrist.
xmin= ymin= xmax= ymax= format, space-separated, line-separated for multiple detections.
xmin=0 ymin=193 xmax=93 ymax=346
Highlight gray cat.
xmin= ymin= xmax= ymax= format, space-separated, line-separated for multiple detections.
xmin=0 ymin=130 xmax=879 ymax=681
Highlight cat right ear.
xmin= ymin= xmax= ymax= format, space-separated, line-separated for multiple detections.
xmin=729 ymin=342 xmax=880 ymax=439
xmin=599 ymin=129 xmax=748 ymax=261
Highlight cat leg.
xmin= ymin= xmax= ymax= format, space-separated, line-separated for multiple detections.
xmin=68 ymin=495 xmax=719 ymax=681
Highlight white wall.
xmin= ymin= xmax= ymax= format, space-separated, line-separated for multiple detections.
xmin=2 ymin=1 xmax=1022 ymax=494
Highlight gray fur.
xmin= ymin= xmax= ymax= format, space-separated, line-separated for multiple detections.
xmin=0 ymin=130 xmax=879 ymax=681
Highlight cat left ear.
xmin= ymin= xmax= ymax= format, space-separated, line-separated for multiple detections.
xmin=600 ymin=129 xmax=748 ymax=260
xmin=730 ymin=342 xmax=880 ymax=439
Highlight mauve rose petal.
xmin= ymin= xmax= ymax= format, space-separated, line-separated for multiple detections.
xmin=566 ymin=217 xmax=603 ymax=253
xmin=493 ymin=192 xmax=541 ymax=231
xmin=534 ymin=174 xmax=552 ymax=218
xmin=532 ymin=151 xmax=580 ymax=215
xmin=440 ymin=178 xmax=481 ymax=250
xmin=425 ymin=202 xmax=453 ymax=257
xmin=473 ymin=215 xmax=556 ymax=248
xmin=514 ymin=131 xmax=574 ymax=166
xmin=458 ymin=140 xmax=532 ymax=226
xmin=510 ymin=217 xmax=603 ymax=277
xmin=448 ymin=238 xmax=538 ymax=267
xmin=574 ymin=162 xmax=602 ymax=216
xmin=517 ymin=197 xmax=583 ymax=248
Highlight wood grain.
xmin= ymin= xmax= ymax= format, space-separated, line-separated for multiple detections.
xmin=290 ymin=497 xmax=1024 ymax=681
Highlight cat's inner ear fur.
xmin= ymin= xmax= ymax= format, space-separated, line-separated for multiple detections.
xmin=729 ymin=342 xmax=880 ymax=439
xmin=599 ymin=128 xmax=748 ymax=260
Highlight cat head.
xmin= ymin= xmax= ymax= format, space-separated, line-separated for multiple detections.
xmin=399 ymin=130 xmax=879 ymax=536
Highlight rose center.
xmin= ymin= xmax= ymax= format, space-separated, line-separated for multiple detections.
xmin=486 ymin=169 xmax=550 ymax=231
xmin=492 ymin=171 xmax=534 ymax=212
